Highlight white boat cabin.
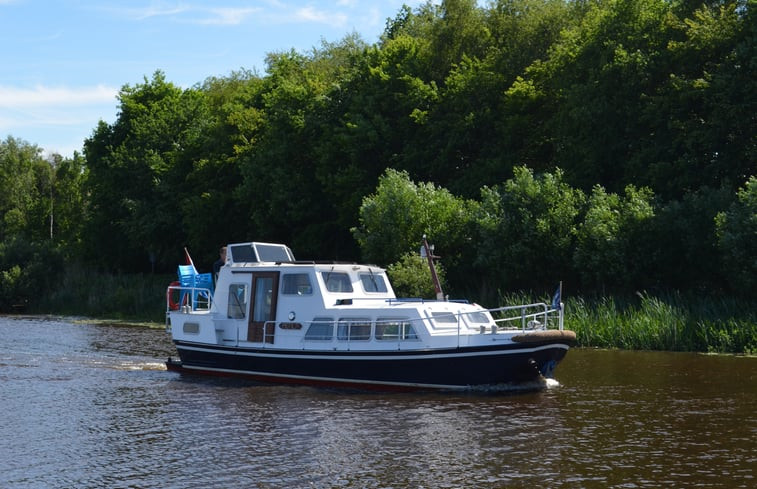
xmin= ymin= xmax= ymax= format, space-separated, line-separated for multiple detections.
xmin=167 ymin=241 xmax=557 ymax=351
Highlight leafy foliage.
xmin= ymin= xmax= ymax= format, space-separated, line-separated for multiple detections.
xmin=474 ymin=167 xmax=584 ymax=293
xmin=574 ymin=184 xmax=655 ymax=291
xmin=716 ymin=176 xmax=757 ymax=292
xmin=387 ymin=252 xmax=447 ymax=299
xmin=2 ymin=0 xmax=756 ymax=320
xmin=353 ymin=169 xmax=474 ymax=268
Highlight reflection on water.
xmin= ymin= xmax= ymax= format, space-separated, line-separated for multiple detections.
xmin=0 ymin=316 xmax=754 ymax=488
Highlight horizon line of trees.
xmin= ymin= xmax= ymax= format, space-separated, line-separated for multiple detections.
xmin=1 ymin=0 xmax=755 ymax=310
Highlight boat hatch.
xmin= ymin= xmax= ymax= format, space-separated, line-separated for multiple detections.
xmin=228 ymin=242 xmax=295 ymax=263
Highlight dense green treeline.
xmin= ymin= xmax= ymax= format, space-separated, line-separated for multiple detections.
xmin=1 ymin=1 xmax=755 ymax=337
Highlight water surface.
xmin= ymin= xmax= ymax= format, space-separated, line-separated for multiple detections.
xmin=0 ymin=316 xmax=754 ymax=488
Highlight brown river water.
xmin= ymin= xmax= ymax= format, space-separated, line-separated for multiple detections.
xmin=0 ymin=316 xmax=754 ymax=488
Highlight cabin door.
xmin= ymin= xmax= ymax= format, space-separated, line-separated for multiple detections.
xmin=247 ymin=272 xmax=279 ymax=343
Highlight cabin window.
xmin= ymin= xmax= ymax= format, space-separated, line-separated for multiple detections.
xmin=431 ymin=311 xmax=458 ymax=325
xmin=227 ymin=283 xmax=248 ymax=319
xmin=465 ymin=311 xmax=490 ymax=325
xmin=304 ymin=317 xmax=334 ymax=340
xmin=281 ymin=273 xmax=313 ymax=295
xmin=321 ymin=272 xmax=353 ymax=293
xmin=337 ymin=318 xmax=371 ymax=341
xmin=375 ymin=318 xmax=418 ymax=340
xmin=359 ymin=272 xmax=388 ymax=293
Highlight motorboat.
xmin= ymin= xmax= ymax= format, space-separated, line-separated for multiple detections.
xmin=165 ymin=239 xmax=576 ymax=391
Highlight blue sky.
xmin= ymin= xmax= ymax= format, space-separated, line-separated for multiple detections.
xmin=1 ymin=0 xmax=430 ymax=158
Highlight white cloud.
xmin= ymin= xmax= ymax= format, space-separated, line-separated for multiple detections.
xmin=121 ymin=2 xmax=190 ymax=21
xmin=0 ymin=85 xmax=118 ymax=108
xmin=293 ymin=6 xmax=348 ymax=27
xmin=196 ymin=7 xmax=261 ymax=25
xmin=0 ymin=85 xmax=118 ymax=157
xmin=107 ymin=1 xmax=374 ymax=29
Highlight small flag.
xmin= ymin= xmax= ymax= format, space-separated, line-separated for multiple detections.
xmin=551 ymin=283 xmax=562 ymax=310
xmin=184 ymin=247 xmax=198 ymax=274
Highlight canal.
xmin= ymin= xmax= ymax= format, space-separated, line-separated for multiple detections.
xmin=0 ymin=316 xmax=754 ymax=488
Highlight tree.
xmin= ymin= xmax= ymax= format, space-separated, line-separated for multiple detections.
xmin=234 ymin=49 xmax=342 ymax=259
xmin=178 ymin=70 xmax=264 ymax=264
xmin=313 ymin=35 xmax=438 ymax=242
xmin=353 ymin=169 xmax=475 ymax=271
xmin=427 ymin=0 xmax=491 ymax=83
xmin=387 ymin=251 xmax=448 ymax=299
xmin=716 ymin=176 xmax=757 ymax=295
xmin=0 ymin=137 xmax=43 ymax=241
xmin=50 ymin=152 xmax=87 ymax=258
xmin=650 ymin=186 xmax=733 ymax=291
xmin=84 ymin=71 xmax=207 ymax=271
xmin=0 ymin=137 xmax=67 ymax=311
xmin=574 ymin=184 xmax=656 ymax=292
xmin=473 ymin=166 xmax=584 ymax=293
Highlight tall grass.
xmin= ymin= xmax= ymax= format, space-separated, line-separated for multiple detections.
xmin=33 ymin=267 xmax=757 ymax=354
xmin=34 ymin=265 xmax=173 ymax=323
xmin=565 ymin=292 xmax=757 ymax=354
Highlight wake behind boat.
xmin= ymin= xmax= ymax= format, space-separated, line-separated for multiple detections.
xmin=164 ymin=240 xmax=576 ymax=391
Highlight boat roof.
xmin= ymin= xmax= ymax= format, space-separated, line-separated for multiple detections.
xmin=226 ymin=241 xmax=385 ymax=272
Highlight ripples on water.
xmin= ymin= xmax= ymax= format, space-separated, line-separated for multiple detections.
xmin=0 ymin=316 xmax=754 ymax=488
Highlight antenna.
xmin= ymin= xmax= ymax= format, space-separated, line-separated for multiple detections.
xmin=421 ymin=235 xmax=445 ymax=301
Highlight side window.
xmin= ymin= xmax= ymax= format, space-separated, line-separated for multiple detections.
xmin=337 ymin=318 xmax=371 ymax=341
xmin=282 ymin=273 xmax=313 ymax=295
xmin=359 ymin=273 xmax=388 ymax=293
xmin=376 ymin=319 xmax=418 ymax=341
xmin=321 ymin=272 xmax=353 ymax=293
xmin=305 ymin=317 xmax=334 ymax=340
xmin=227 ymin=283 xmax=247 ymax=319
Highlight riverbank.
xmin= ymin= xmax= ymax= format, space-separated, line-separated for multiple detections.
xmin=26 ymin=271 xmax=757 ymax=355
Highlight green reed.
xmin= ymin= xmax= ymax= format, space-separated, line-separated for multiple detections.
xmin=34 ymin=268 xmax=757 ymax=354
xmin=563 ymin=292 xmax=757 ymax=354
xmin=35 ymin=265 xmax=172 ymax=323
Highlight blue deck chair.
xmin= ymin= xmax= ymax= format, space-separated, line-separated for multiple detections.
xmin=194 ymin=272 xmax=214 ymax=307
xmin=177 ymin=265 xmax=215 ymax=309
xmin=177 ymin=265 xmax=196 ymax=307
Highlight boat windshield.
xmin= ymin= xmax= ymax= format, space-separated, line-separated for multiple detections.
xmin=255 ymin=243 xmax=293 ymax=262
xmin=228 ymin=242 xmax=294 ymax=263
xmin=321 ymin=272 xmax=353 ymax=293
xmin=359 ymin=272 xmax=387 ymax=293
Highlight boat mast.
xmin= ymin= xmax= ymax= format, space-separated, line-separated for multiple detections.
xmin=421 ymin=235 xmax=445 ymax=301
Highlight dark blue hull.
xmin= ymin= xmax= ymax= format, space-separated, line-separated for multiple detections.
xmin=167 ymin=339 xmax=571 ymax=391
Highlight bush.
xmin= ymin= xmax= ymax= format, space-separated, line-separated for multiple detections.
xmin=387 ymin=252 xmax=447 ymax=299
xmin=0 ymin=238 xmax=63 ymax=312
xmin=473 ymin=166 xmax=584 ymax=292
xmin=716 ymin=176 xmax=757 ymax=296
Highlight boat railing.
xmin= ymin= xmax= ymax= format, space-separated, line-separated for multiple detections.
xmin=166 ymin=284 xmax=214 ymax=313
xmin=386 ymin=297 xmax=469 ymax=305
xmin=486 ymin=302 xmax=563 ymax=332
